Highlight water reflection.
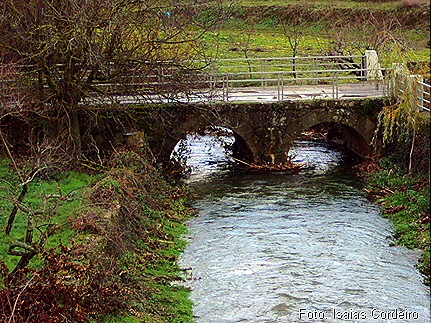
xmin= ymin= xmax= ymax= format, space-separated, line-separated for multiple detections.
xmin=173 ymin=133 xmax=234 ymax=184
xmin=178 ymin=135 xmax=430 ymax=323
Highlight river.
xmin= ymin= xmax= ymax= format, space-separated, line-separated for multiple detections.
xmin=177 ymin=134 xmax=430 ymax=323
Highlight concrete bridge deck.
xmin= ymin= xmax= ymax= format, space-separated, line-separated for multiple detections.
xmin=210 ymin=83 xmax=386 ymax=102
xmin=97 ymin=82 xmax=386 ymax=106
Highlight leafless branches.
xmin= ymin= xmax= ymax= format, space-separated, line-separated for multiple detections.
xmin=322 ymin=10 xmax=405 ymax=57
xmin=0 ymin=0 xmax=226 ymax=157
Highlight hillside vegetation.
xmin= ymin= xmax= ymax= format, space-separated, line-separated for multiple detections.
xmin=207 ymin=0 xmax=430 ymax=65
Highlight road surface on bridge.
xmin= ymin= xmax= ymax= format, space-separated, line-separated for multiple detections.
xmin=211 ymin=82 xmax=385 ymax=102
xmin=94 ymin=82 xmax=387 ymax=105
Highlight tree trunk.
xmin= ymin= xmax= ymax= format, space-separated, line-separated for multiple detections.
xmin=6 ymin=184 xmax=28 ymax=235
xmin=293 ymin=46 xmax=298 ymax=82
xmin=70 ymin=109 xmax=81 ymax=157
xmin=408 ymin=129 xmax=415 ymax=174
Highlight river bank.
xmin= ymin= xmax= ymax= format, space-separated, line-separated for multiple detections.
xmin=0 ymin=143 xmax=195 ymax=322
xmin=361 ymin=158 xmax=430 ymax=285
xmin=357 ymin=119 xmax=430 ymax=285
xmin=301 ymin=119 xmax=430 ymax=285
xmin=297 ymin=121 xmax=430 ymax=286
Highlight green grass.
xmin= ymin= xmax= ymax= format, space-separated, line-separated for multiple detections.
xmin=235 ymin=0 xmax=428 ymax=10
xmin=134 ymin=204 xmax=193 ymax=323
xmin=0 ymin=161 xmax=97 ymax=272
xmin=204 ymin=19 xmax=430 ymax=68
xmin=1 ymin=152 xmax=195 ymax=322
xmin=384 ymin=189 xmax=429 ymax=246
xmin=102 ymin=205 xmax=194 ymax=323
xmin=100 ymin=316 xmax=142 ymax=323
xmin=207 ymin=23 xmax=328 ymax=59
xmin=204 ymin=1 xmax=430 ymax=66
xmin=86 ymin=150 xmax=195 ymax=323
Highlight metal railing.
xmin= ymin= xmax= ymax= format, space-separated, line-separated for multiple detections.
xmin=2 ymin=52 xmax=389 ymax=104
xmin=206 ymin=55 xmax=367 ymax=83
xmin=391 ymin=63 xmax=430 ymax=112
xmin=216 ymin=69 xmax=369 ymax=101
xmin=417 ymin=80 xmax=430 ymax=112
xmin=203 ymin=54 xmax=388 ymax=102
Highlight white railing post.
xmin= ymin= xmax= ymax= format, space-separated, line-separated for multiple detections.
xmin=332 ymin=72 xmax=339 ymax=99
xmin=410 ymin=75 xmax=423 ymax=112
xmin=416 ymin=76 xmax=424 ymax=112
xmin=265 ymin=60 xmax=269 ymax=87
xmin=222 ymin=74 xmax=226 ymax=102
xmin=365 ymin=50 xmax=383 ymax=84
xmin=277 ymin=73 xmax=280 ymax=101
xmin=225 ymin=74 xmax=229 ymax=102
xmin=332 ymin=73 xmax=335 ymax=99
xmin=281 ymin=72 xmax=284 ymax=101
xmin=335 ymin=72 xmax=339 ymax=99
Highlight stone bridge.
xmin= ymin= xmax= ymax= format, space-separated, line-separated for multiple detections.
xmin=130 ymin=98 xmax=386 ymax=165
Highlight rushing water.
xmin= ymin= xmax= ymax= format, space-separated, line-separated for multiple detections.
xmin=178 ymin=135 xmax=430 ymax=323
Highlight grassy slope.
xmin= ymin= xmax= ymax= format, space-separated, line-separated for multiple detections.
xmin=0 ymin=161 xmax=96 ymax=272
xmin=0 ymin=149 xmax=194 ymax=322
xmin=208 ymin=0 xmax=430 ymax=64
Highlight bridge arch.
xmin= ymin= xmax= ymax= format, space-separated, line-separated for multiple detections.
xmin=241 ymin=99 xmax=381 ymax=164
xmin=295 ymin=122 xmax=371 ymax=158
xmin=165 ymin=125 xmax=255 ymax=166
xmin=132 ymin=99 xmax=384 ymax=166
xmin=295 ymin=107 xmax=375 ymax=143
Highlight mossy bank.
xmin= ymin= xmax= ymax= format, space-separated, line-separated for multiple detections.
xmin=0 ymin=142 xmax=195 ymax=322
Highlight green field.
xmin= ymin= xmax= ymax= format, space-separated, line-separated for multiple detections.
xmin=236 ymin=0 xmax=430 ymax=9
xmin=204 ymin=0 xmax=430 ymax=66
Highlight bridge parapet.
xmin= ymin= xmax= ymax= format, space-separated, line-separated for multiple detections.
xmin=80 ymin=53 xmax=389 ymax=105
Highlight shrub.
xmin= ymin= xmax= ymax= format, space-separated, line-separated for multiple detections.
xmin=0 ymin=245 xmax=126 ymax=323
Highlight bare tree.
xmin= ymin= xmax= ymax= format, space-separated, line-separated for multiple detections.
xmin=317 ymin=10 xmax=407 ymax=79
xmin=0 ymin=0 xmax=225 ymax=157
xmin=0 ymin=0 xmax=226 ymax=276
xmin=0 ymin=63 xmax=68 ymax=274
xmin=322 ymin=11 xmax=405 ymax=57
xmin=278 ymin=12 xmax=308 ymax=80
xmin=225 ymin=16 xmax=257 ymax=79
